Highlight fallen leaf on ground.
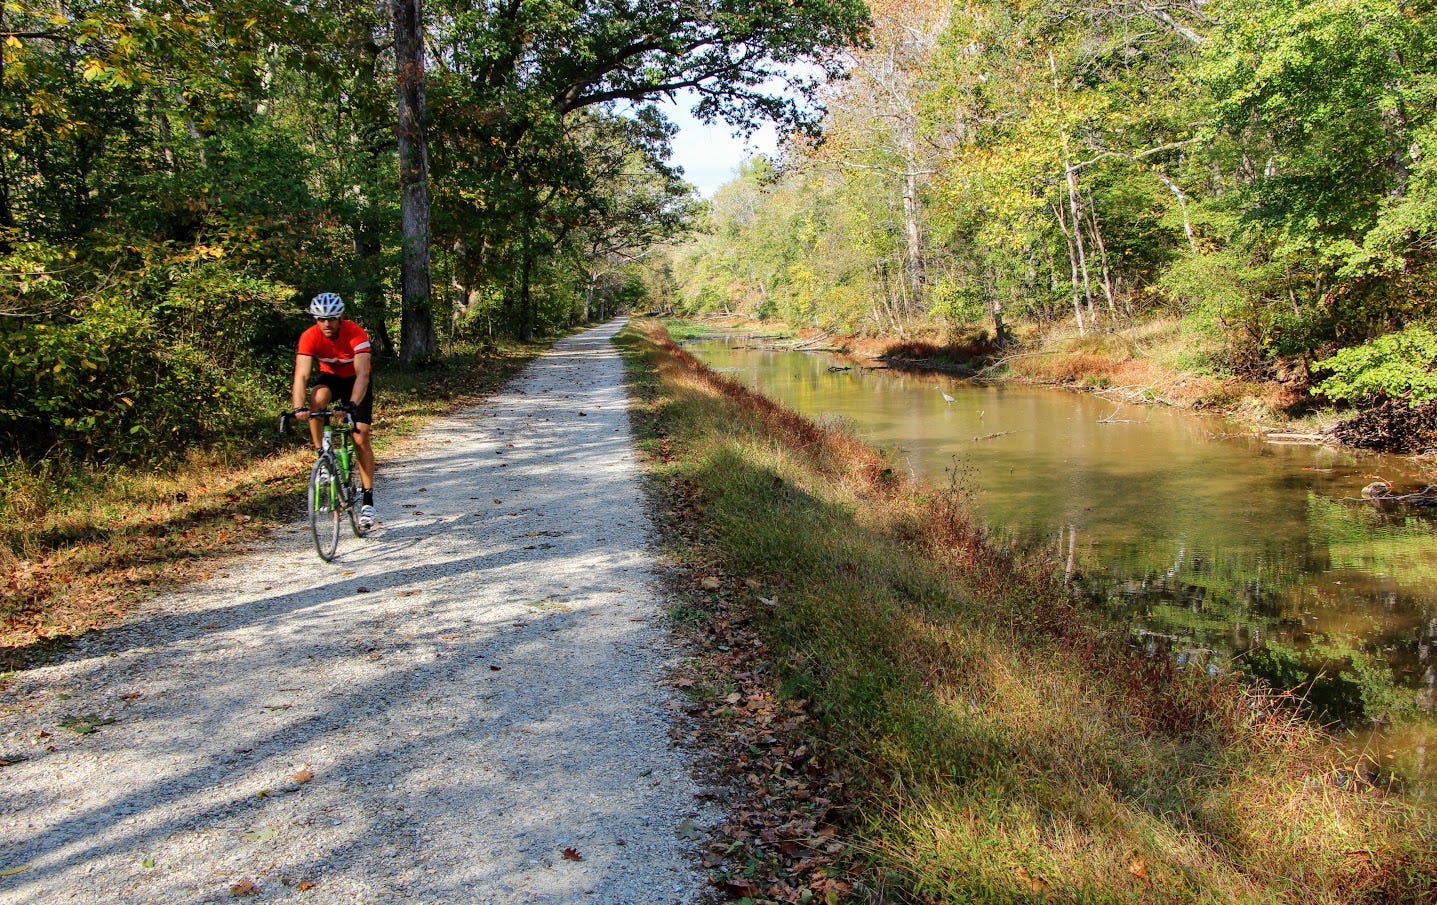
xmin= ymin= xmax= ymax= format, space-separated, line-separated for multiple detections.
xmin=1015 ymin=866 xmax=1047 ymax=894
xmin=0 ymin=865 xmax=29 ymax=877
xmin=561 ymin=847 xmax=584 ymax=861
xmin=1129 ymin=858 xmax=1148 ymax=881
xmin=699 ymin=576 xmax=721 ymax=591
xmin=57 ymin=714 xmax=117 ymax=735
xmin=292 ymin=769 xmax=314 ymax=783
xmin=230 ymin=878 xmax=260 ymax=896
xmin=356 ymin=587 xmax=371 ymax=594
xmin=297 ymin=880 xmax=315 ymax=891
xmin=723 ymin=877 xmax=761 ymax=897
xmin=675 ymin=818 xmax=704 ymax=841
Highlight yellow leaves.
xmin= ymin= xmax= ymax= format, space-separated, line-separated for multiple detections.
xmin=81 ymin=59 xmax=110 ymax=82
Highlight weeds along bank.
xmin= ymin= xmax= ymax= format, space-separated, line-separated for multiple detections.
xmin=619 ymin=319 xmax=1437 ymax=904
xmin=0 ymin=341 xmax=544 ymax=665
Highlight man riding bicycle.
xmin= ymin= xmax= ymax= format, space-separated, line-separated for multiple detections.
xmin=291 ymin=292 xmax=377 ymax=529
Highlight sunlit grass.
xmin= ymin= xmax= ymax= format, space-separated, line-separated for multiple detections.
xmin=619 ymin=318 xmax=1437 ymax=904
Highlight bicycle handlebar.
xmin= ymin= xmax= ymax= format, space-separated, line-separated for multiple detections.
xmin=279 ymin=408 xmax=356 ymax=434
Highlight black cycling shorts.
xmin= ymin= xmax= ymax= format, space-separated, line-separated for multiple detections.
xmin=312 ymin=372 xmax=374 ymax=426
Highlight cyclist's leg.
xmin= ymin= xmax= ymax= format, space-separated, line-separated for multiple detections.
xmin=309 ymin=373 xmax=353 ymax=449
xmin=351 ymin=385 xmax=375 ymax=493
xmin=308 ymin=379 xmax=335 ymax=449
xmin=353 ymin=421 xmax=375 ymax=491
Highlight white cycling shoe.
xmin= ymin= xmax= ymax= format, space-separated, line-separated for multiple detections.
xmin=359 ymin=504 xmax=376 ymax=530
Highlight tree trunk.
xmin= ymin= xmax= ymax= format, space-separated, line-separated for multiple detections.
xmin=354 ymin=223 xmax=394 ymax=357
xmin=393 ymin=0 xmax=437 ymax=364
xmin=519 ymin=225 xmax=534 ymax=342
xmin=1155 ymin=172 xmax=1198 ymax=255
xmin=1064 ymin=151 xmax=1097 ymax=327
xmin=1083 ymin=187 xmax=1117 ymax=320
xmin=0 ymin=7 xmax=11 ymax=246
xmin=1053 ymin=202 xmax=1086 ymax=335
xmin=900 ymin=131 xmax=925 ymax=319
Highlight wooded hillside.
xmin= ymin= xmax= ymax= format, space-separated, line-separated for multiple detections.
xmin=674 ymin=0 xmax=1437 ymax=422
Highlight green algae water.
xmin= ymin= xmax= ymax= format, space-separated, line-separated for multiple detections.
xmin=686 ymin=334 xmax=1437 ymax=799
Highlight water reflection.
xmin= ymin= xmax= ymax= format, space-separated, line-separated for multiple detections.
xmin=687 ymin=335 xmax=1437 ymax=799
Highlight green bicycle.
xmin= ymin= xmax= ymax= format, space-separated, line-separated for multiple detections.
xmin=281 ymin=407 xmax=369 ymax=561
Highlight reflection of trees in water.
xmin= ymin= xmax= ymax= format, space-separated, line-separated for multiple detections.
xmin=1052 ymin=518 xmax=1437 ymax=729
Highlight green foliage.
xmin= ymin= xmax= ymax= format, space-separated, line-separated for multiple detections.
xmin=0 ymin=262 xmax=292 ymax=461
xmin=6 ymin=0 xmax=868 ymax=461
xmin=1242 ymin=641 xmax=1418 ymax=725
xmin=1313 ymin=323 xmax=1437 ymax=405
xmin=669 ymin=0 xmax=1437 ymax=400
xmin=928 ymin=277 xmax=988 ymax=326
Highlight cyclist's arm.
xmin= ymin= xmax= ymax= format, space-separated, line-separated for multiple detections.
xmin=350 ymin=351 xmax=372 ymax=407
xmin=291 ymin=353 xmax=314 ymax=416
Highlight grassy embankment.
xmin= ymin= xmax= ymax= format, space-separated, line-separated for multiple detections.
xmin=0 ymin=339 xmax=549 ymax=667
xmin=617 ymin=319 xmax=1437 ymax=905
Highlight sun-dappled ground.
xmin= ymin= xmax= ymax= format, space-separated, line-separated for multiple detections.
xmin=1 ymin=339 xmax=545 ymax=666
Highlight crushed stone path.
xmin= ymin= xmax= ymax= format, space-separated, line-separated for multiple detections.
xmin=0 ymin=319 xmax=716 ymax=904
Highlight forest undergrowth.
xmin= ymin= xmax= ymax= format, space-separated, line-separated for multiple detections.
xmin=618 ymin=318 xmax=1437 ymax=904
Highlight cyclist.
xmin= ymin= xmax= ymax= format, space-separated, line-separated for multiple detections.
xmin=291 ymin=292 xmax=377 ymax=529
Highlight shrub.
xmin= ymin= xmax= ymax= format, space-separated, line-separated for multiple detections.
xmin=1313 ymin=323 xmax=1437 ymax=406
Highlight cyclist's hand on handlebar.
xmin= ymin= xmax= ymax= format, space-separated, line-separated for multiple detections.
xmin=293 ymin=406 xmax=311 ymax=420
xmin=339 ymin=400 xmax=358 ymax=414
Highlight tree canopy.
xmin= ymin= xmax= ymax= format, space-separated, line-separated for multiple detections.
xmin=674 ymin=0 xmax=1437 ymax=411
xmin=0 ymin=0 xmax=868 ymax=461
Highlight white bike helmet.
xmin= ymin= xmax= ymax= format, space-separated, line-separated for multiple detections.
xmin=309 ymin=292 xmax=345 ymax=318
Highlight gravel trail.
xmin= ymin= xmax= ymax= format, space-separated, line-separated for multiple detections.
xmin=0 ymin=319 xmax=715 ymax=904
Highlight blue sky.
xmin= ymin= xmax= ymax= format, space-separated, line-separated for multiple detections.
xmin=660 ymin=99 xmax=778 ymax=197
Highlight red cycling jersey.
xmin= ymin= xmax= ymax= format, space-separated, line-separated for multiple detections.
xmin=297 ymin=320 xmax=372 ymax=377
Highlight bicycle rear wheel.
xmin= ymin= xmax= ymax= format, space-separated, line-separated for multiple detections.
xmin=309 ymin=455 xmax=342 ymax=561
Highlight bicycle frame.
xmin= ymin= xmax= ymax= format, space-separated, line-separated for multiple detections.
xmin=281 ymin=407 xmax=368 ymax=560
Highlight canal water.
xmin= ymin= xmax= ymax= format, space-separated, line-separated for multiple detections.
xmin=684 ymin=334 xmax=1437 ymax=799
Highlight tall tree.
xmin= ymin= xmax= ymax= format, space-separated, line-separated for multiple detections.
xmin=393 ymin=0 xmax=436 ymax=363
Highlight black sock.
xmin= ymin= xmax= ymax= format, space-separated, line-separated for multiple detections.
xmin=363 ymin=489 xmax=374 ymax=507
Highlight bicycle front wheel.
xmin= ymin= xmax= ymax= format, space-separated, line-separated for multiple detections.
xmin=308 ymin=455 xmax=342 ymax=561
xmin=347 ymin=465 xmax=368 ymax=538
